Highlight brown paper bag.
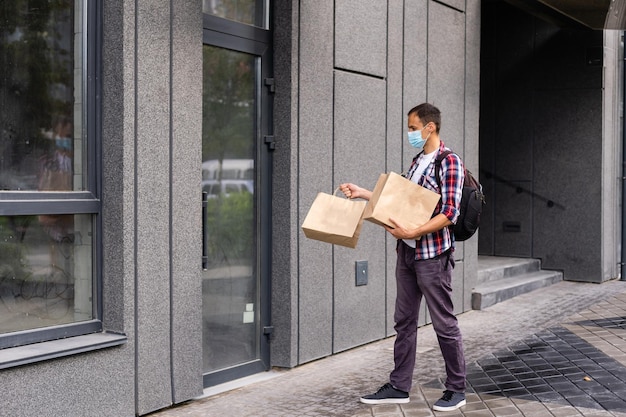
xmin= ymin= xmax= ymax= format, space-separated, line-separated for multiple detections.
xmin=363 ymin=172 xmax=440 ymax=229
xmin=301 ymin=189 xmax=367 ymax=248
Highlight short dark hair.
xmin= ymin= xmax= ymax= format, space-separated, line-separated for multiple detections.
xmin=408 ymin=103 xmax=441 ymax=133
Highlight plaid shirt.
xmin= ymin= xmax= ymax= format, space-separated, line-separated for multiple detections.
xmin=404 ymin=141 xmax=464 ymax=260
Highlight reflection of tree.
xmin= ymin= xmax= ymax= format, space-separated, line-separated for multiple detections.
xmin=203 ymin=0 xmax=256 ymax=26
xmin=202 ymin=45 xmax=255 ymax=270
xmin=202 ymin=45 xmax=255 ymax=166
xmin=0 ymin=1 xmax=73 ymax=189
xmin=206 ymin=193 xmax=253 ymax=265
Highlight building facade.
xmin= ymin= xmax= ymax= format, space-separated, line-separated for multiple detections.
xmin=0 ymin=1 xmax=621 ymax=416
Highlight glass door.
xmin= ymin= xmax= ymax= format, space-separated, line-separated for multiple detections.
xmin=201 ymin=2 xmax=272 ymax=387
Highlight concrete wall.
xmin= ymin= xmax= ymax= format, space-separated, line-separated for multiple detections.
xmin=272 ymin=0 xmax=481 ymax=367
xmin=0 ymin=1 xmax=204 ymax=416
xmin=479 ymin=0 xmax=620 ymax=283
xmin=118 ymin=0 xmax=204 ymax=413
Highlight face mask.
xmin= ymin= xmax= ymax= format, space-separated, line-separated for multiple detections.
xmin=56 ymin=137 xmax=72 ymax=151
xmin=407 ymin=130 xmax=426 ymax=148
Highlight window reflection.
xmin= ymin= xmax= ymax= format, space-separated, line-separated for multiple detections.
xmin=0 ymin=1 xmax=83 ymax=191
xmin=202 ymin=0 xmax=265 ymax=28
xmin=202 ymin=45 xmax=258 ymax=373
xmin=0 ymin=215 xmax=93 ymax=334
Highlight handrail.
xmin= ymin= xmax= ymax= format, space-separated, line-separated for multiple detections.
xmin=481 ymin=170 xmax=566 ymax=210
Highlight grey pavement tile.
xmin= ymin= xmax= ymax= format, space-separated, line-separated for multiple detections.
xmin=461 ymin=410 xmax=495 ymax=417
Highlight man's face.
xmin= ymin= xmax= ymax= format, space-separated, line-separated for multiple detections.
xmin=408 ymin=113 xmax=429 ymax=133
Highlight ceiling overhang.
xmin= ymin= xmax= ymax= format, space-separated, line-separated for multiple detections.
xmin=504 ymin=0 xmax=626 ymax=30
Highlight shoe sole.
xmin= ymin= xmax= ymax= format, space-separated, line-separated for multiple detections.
xmin=432 ymin=399 xmax=466 ymax=411
xmin=360 ymin=397 xmax=410 ymax=405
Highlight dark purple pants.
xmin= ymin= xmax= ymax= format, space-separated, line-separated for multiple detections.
xmin=389 ymin=240 xmax=466 ymax=393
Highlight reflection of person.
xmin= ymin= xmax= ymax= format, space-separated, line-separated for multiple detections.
xmin=38 ymin=117 xmax=74 ymax=241
xmin=39 ymin=117 xmax=73 ymax=191
xmin=340 ymin=103 xmax=467 ymax=412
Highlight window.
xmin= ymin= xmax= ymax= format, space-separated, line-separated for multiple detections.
xmin=0 ymin=1 xmax=101 ymax=349
xmin=202 ymin=0 xmax=269 ymax=29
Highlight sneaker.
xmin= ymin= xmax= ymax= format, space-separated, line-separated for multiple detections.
xmin=360 ymin=383 xmax=409 ymax=404
xmin=433 ymin=390 xmax=466 ymax=411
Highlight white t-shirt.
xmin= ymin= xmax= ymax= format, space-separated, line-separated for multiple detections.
xmin=403 ymin=149 xmax=437 ymax=248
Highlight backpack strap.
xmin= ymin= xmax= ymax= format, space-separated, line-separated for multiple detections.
xmin=434 ymin=150 xmax=453 ymax=189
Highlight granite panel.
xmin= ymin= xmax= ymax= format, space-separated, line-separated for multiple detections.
xmin=532 ymin=89 xmax=602 ymax=282
xmin=386 ymin=236 xmax=400 ymax=336
xmin=493 ymin=180 xmax=532 ymax=258
xmin=135 ymin=0 xmax=173 ymax=414
xmin=462 ymin=236 xmax=479 ymax=311
xmin=459 ymin=0 xmax=481 ymax=292
xmin=0 ymin=348 xmax=135 ymax=417
xmin=335 ymin=0 xmax=387 ymax=77
xmin=170 ymin=0 xmax=204 ymax=402
xmin=494 ymin=3 xmax=534 ymax=86
xmin=270 ymin=0 xmax=299 ymax=368
xmin=601 ymin=31 xmax=621 ymax=282
xmin=428 ymin=2 xmax=465 ymax=153
xmin=386 ymin=0 xmax=405 ymax=336
xmin=494 ymin=85 xmax=533 ymax=181
xmin=533 ymin=20 xmax=603 ymax=91
xmin=464 ymin=0 xmax=481 ymax=177
xmin=297 ymin=0 xmax=335 ymax=364
xmin=452 ymin=260 xmax=465 ymax=314
xmin=102 ymin=0 xmax=136 ymax=334
xmin=479 ymin=56 xmax=496 ymax=255
xmin=402 ymin=0 xmax=427 ymax=131
xmin=333 ymin=71 xmax=387 ymax=352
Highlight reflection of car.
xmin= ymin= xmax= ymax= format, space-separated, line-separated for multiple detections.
xmin=202 ymin=159 xmax=254 ymax=181
xmin=202 ymin=179 xmax=254 ymax=197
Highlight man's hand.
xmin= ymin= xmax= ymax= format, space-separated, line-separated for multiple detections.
xmin=339 ymin=183 xmax=372 ymax=201
xmin=385 ymin=214 xmax=453 ymax=240
xmin=383 ymin=218 xmax=418 ymax=240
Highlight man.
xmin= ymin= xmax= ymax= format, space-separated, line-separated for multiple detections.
xmin=340 ymin=103 xmax=467 ymax=412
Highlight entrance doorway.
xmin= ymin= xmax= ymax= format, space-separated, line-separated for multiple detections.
xmin=201 ymin=1 xmax=272 ymax=387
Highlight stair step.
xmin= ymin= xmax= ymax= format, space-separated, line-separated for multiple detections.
xmin=471 ymin=270 xmax=563 ymax=310
xmin=477 ymin=256 xmax=541 ymax=285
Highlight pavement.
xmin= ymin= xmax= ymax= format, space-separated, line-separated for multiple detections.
xmin=149 ymin=278 xmax=626 ymax=417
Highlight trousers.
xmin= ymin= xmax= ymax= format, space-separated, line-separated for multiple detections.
xmin=389 ymin=240 xmax=466 ymax=393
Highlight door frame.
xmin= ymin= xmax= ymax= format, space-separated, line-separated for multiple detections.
xmin=201 ymin=13 xmax=273 ymax=388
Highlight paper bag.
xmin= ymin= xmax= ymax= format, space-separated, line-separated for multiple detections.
xmin=363 ymin=172 xmax=440 ymax=229
xmin=301 ymin=189 xmax=367 ymax=248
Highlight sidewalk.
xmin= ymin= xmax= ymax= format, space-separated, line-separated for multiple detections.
xmin=150 ymin=279 xmax=626 ymax=417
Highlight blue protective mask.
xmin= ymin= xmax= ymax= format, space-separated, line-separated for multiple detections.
xmin=55 ymin=137 xmax=72 ymax=151
xmin=407 ymin=130 xmax=426 ymax=148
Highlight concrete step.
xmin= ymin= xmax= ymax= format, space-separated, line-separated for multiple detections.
xmin=472 ymin=265 xmax=563 ymax=310
xmin=477 ymin=256 xmax=541 ymax=285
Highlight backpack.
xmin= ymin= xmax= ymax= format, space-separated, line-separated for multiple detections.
xmin=434 ymin=151 xmax=485 ymax=241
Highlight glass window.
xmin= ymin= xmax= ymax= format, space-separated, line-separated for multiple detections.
xmin=0 ymin=1 xmax=98 ymax=345
xmin=202 ymin=0 xmax=269 ymax=29
xmin=0 ymin=1 xmax=87 ymax=192
xmin=0 ymin=214 xmax=93 ymax=334
xmin=202 ymin=45 xmax=258 ymax=374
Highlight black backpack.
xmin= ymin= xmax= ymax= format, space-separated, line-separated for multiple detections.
xmin=434 ymin=151 xmax=485 ymax=241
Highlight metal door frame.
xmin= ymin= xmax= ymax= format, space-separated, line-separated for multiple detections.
xmin=201 ymin=12 xmax=273 ymax=388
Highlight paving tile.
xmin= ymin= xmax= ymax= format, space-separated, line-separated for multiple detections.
xmin=461 ymin=410 xmax=495 ymax=417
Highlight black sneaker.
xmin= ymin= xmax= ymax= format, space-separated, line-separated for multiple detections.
xmin=360 ymin=383 xmax=409 ymax=404
xmin=433 ymin=390 xmax=466 ymax=411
